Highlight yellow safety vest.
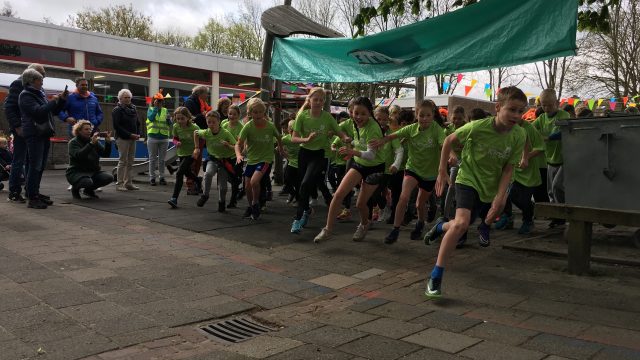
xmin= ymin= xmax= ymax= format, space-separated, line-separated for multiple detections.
xmin=146 ymin=108 xmax=170 ymax=137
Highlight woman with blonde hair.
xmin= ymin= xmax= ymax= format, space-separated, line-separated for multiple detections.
xmin=66 ymin=120 xmax=113 ymax=199
xmin=290 ymin=87 xmax=351 ymax=234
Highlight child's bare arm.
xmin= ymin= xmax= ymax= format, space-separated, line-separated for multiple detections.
xmin=486 ymin=164 xmax=514 ymax=224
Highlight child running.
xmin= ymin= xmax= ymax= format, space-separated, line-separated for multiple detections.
xmin=372 ymin=100 xmax=445 ymax=244
xmin=235 ymin=98 xmax=283 ymax=220
xmin=168 ymin=107 xmax=201 ymax=208
xmin=281 ymin=119 xmax=300 ymax=204
xmin=221 ymin=105 xmax=244 ymax=208
xmin=423 ymin=86 xmax=527 ymax=298
xmin=194 ymin=110 xmax=237 ymax=212
xmin=313 ymin=96 xmax=385 ymax=243
xmin=290 ymin=87 xmax=351 ymax=234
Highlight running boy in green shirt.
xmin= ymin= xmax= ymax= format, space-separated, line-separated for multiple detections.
xmin=423 ymin=86 xmax=527 ymax=298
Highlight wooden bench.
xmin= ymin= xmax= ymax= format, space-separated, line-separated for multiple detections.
xmin=535 ymin=203 xmax=640 ymax=275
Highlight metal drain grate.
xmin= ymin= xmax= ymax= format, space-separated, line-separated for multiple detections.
xmin=198 ymin=317 xmax=276 ymax=344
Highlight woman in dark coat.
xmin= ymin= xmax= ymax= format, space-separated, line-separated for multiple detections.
xmin=18 ymin=68 xmax=67 ymax=209
xmin=112 ymin=89 xmax=140 ymax=191
xmin=66 ymin=120 xmax=113 ymax=199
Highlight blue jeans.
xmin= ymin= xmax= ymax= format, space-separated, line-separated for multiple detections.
xmin=25 ymin=136 xmax=49 ymax=199
xmin=9 ymin=132 xmax=28 ymax=194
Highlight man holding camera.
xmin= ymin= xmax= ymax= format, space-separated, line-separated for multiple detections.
xmin=58 ymin=77 xmax=104 ymax=135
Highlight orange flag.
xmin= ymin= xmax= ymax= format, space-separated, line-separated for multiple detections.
xmin=464 ymin=86 xmax=472 ymax=96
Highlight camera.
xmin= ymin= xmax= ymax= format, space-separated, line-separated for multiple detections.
xmin=97 ymin=132 xmax=108 ymax=137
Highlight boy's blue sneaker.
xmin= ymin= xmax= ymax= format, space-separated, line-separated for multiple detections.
xmin=478 ymin=222 xmax=491 ymax=247
xmin=518 ymin=220 xmax=534 ymax=235
xmin=410 ymin=221 xmax=425 ymax=240
xmin=300 ymin=210 xmax=311 ymax=228
xmin=425 ymin=277 xmax=442 ymax=298
xmin=167 ymin=198 xmax=178 ymax=208
xmin=290 ymin=219 xmax=303 ymax=234
xmin=424 ymin=217 xmax=445 ymax=245
xmin=384 ymin=227 xmax=400 ymax=244
xmin=494 ymin=214 xmax=513 ymax=230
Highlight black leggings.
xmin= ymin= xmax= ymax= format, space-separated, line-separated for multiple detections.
xmin=284 ymin=165 xmax=299 ymax=201
xmin=533 ymin=167 xmax=549 ymax=203
xmin=74 ymin=171 xmax=113 ymax=191
xmin=296 ymin=147 xmax=325 ymax=219
xmin=388 ymin=171 xmax=403 ymax=218
xmin=505 ymin=181 xmax=535 ymax=222
xmin=172 ymin=156 xmax=198 ymax=199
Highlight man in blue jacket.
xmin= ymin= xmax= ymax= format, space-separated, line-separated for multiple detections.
xmin=58 ymin=78 xmax=103 ymax=136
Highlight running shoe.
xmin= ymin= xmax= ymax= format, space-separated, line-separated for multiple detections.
xmin=518 ymin=220 xmax=534 ymax=235
xmin=197 ymin=195 xmax=209 ymax=207
xmin=336 ymin=208 xmax=352 ymax=221
xmin=372 ymin=207 xmax=380 ymax=222
xmin=352 ymin=222 xmax=370 ymax=242
xmin=314 ymin=227 xmax=332 ymax=243
xmin=425 ymin=277 xmax=442 ymax=298
xmin=424 ymin=217 xmax=445 ymax=245
xmin=168 ymin=198 xmax=178 ymax=208
xmin=494 ymin=214 xmax=514 ymax=230
xmin=410 ymin=221 xmax=425 ymax=240
xmin=380 ymin=206 xmax=393 ymax=223
xmin=291 ymin=219 xmax=303 ymax=234
xmin=243 ymin=206 xmax=252 ymax=218
xmin=300 ymin=210 xmax=311 ymax=228
xmin=251 ymin=203 xmax=261 ymax=220
xmin=384 ymin=227 xmax=400 ymax=244
xmin=478 ymin=222 xmax=491 ymax=247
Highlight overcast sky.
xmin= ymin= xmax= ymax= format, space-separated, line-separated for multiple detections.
xmin=9 ymin=0 xmax=241 ymax=36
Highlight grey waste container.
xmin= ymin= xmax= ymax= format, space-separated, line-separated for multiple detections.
xmin=558 ymin=115 xmax=640 ymax=212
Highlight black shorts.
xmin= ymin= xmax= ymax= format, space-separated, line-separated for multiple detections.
xmin=455 ymin=183 xmax=491 ymax=225
xmin=404 ymin=170 xmax=436 ymax=192
xmin=350 ymin=162 xmax=385 ymax=185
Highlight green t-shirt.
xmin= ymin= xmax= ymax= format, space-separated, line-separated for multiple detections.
xmin=338 ymin=118 xmax=355 ymax=139
xmin=455 ymin=117 xmax=526 ymax=203
xmin=352 ymin=119 xmax=385 ymax=167
xmin=196 ymin=128 xmax=236 ymax=159
xmin=533 ymin=109 xmax=569 ymax=165
xmin=293 ymin=109 xmax=340 ymax=151
xmin=393 ymin=123 xmax=445 ymax=180
xmin=221 ymin=120 xmax=244 ymax=140
xmin=238 ymin=120 xmax=279 ymax=165
xmin=332 ymin=136 xmax=347 ymax=166
xmin=172 ymin=123 xmax=200 ymax=157
xmin=380 ymin=127 xmax=402 ymax=175
xmin=514 ymin=120 xmax=544 ymax=187
xmin=282 ymin=134 xmax=300 ymax=168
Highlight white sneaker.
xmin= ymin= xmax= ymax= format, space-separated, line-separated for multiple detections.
xmin=309 ymin=198 xmax=317 ymax=206
xmin=314 ymin=228 xmax=333 ymax=243
xmin=353 ymin=222 xmax=370 ymax=242
xmin=381 ymin=206 xmax=393 ymax=223
xmin=67 ymin=185 xmax=72 ymax=191
xmin=95 ymin=187 xmax=103 ymax=192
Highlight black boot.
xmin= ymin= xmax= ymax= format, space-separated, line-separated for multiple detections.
xmin=218 ymin=201 xmax=226 ymax=213
xmin=71 ymin=186 xmax=81 ymax=199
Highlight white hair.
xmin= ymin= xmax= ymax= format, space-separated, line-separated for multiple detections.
xmin=21 ymin=68 xmax=43 ymax=86
xmin=117 ymin=88 xmax=132 ymax=101
xmin=27 ymin=63 xmax=45 ymax=75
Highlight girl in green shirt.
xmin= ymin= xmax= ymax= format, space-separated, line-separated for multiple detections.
xmin=282 ymin=120 xmax=300 ymax=204
xmin=222 ymin=105 xmax=244 ymax=208
xmin=314 ymin=97 xmax=385 ymax=243
xmin=235 ymin=98 xmax=284 ymax=220
xmin=168 ymin=107 xmax=201 ymax=208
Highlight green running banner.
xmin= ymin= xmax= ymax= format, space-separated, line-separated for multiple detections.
xmin=269 ymin=0 xmax=577 ymax=82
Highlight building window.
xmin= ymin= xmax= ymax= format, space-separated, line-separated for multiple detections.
xmin=159 ymin=64 xmax=210 ymax=84
xmin=220 ymin=73 xmax=260 ymax=90
xmin=86 ymin=53 xmax=150 ymax=76
xmin=0 ymin=40 xmax=73 ymax=67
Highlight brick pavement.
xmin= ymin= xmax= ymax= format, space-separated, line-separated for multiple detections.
xmin=0 ymin=170 xmax=638 ymax=359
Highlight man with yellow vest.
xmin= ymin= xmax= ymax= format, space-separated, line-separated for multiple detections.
xmin=147 ymin=91 xmax=171 ymax=186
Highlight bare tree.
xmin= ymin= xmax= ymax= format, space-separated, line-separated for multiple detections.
xmin=0 ymin=1 xmax=16 ymax=17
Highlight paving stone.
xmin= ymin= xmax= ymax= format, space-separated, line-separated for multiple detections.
xmin=366 ymin=301 xmax=431 ymax=321
xmin=22 ymin=277 xmax=91 ymax=297
xmin=109 ymin=326 xmax=178 ymax=348
xmin=227 ymin=335 xmax=304 ymax=359
xmin=309 ymin=274 xmax=359 ymax=290
xmin=131 ymin=299 xmax=212 ymax=327
xmin=465 ymin=306 xmax=534 ymax=326
xmin=94 ymin=257 xmax=146 ymax=269
xmin=347 ymin=298 xmax=390 ymax=313
xmin=159 ymin=284 xmax=221 ymax=302
xmin=11 ymin=319 xmax=87 ymax=343
xmin=44 ymin=258 xmax=97 ymax=271
xmin=266 ymin=278 xmax=317 ymax=294
xmin=185 ymin=295 xmax=245 ymax=312
xmin=183 ymin=349 xmax=255 ymax=360
xmin=402 ymin=328 xmax=482 ymax=353
xmin=517 ymin=315 xmax=592 ymax=337
xmin=88 ymin=313 xmax=160 ymax=337
xmin=60 ymin=301 xmax=130 ymax=323
xmin=271 ymin=321 xmax=325 ymax=338
xmin=294 ymin=325 xmax=368 ymax=348
xmin=265 ymin=343 xmax=352 ymax=360
xmin=0 ymin=326 xmax=14 ymax=342
xmin=41 ymin=288 xmax=104 ymax=308
xmin=463 ymin=321 xmax=539 ymax=346
xmin=315 ymin=310 xmax=379 ymax=328
xmin=0 ymin=304 xmax=69 ymax=331
xmin=81 ymin=276 xmax=138 ymax=295
xmin=410 ymin=310 xmax=482 ymax=333
xmin=398 ymin=347 xmax=467 ymax=359
xmin=0 ymin=291 xmax=41 ymax=312
xmin=592 ymin=345 xmax=640 ymax=360
xmin=38 ymin=332 xmax=117 ymax=360
xmin=514 ymin=298 xmax=579 ymax=318
xmin=354 ymin=317 xmax=425 ymax=339
xmin=63 ymin=267 xmax=119 ymax=282
xmin=199 ymin=299 xmax=256 ymax=318
xmin=459 ymin=340 xmax=547 ymax=360
xmin=245 ymin=291 xmax=302 ymax=310
xmin=521 ymin=333 xmax=603 ymax=359
xmin=0 ymin=339 xmax=34 ymax=360
xmin=337 ymin=334 xmax=421 ymax=360
xmin=2 ymin=268 xmax=63 ymax=283
xmin=352 ymin=268 xmax=386 ymax=280
xmin=293 ymin=286 xmax=333 ymax=300
xmin=579 ymin=325 xmax=640 ymax=351
xmin=104 ymin=287 xmax=166 ymax=306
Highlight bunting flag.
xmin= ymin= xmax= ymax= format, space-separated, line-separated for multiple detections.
xmin=567 ymin=98 xmax=575 ymax=106
xmin=464 ymin=85 xmax=472 ymax=96
xmin=484 ymin=83 xmax=491 ymax=90
xmin=239 ymin=93 xmax=246 ymax=101
xmin=609 ymin=101 xmax=617 ymax=111
xmin=484 ymin=88 xmax=492 ymax=98
xmin=289 ymin=84 xmax=298 ymax=92
xmin=535 ymin=95 xmax=540 ymax=103
xmin=443 ymin=82 xmax=450 ymax=92
xmin=105 ymin=95 xmax=113 ymax=102
xmin=470 ymin=79 xmax=478 ymax=88
xmin=164 ymin=93 xmax=172 ymax=99
xmin=610 ymin=97 xmax=616 ymax=103
xmin=145 ymin=96 xmax=152 ymax=105
xmin=597 ymin=98 xmax=604 ymax=107
xmin=457 ymin=74 xmax=463 ymax=83
xmin=623 ymin=96 xmax=629 ymax=106
xmin=588 ymin=99 xmax=595 ymax=110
